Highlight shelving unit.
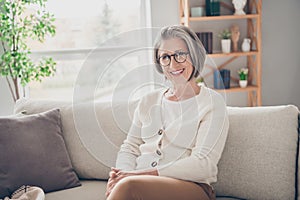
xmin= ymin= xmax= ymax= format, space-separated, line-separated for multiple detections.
xmin=179 ymin=0 xmax=262 ymax=106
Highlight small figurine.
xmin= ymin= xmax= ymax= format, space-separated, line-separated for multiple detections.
xmin=232 ymin=0 xmax=247 ymax=15
xmin=242 ymin=38 xmax=251 ymax=52
xmin=231 ymin=24 xmax=240 ymax=52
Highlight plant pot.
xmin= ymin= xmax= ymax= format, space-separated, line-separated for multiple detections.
xmin=239 ymin=80 xmax=248 ymax=88
xmin=221 ymin=39 xmax=231 ymax=53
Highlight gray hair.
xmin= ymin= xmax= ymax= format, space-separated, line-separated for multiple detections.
xmin=153 ymin=25 xmax=206 ymax=81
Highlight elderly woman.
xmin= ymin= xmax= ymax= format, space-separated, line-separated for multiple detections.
xmin=106 ymin=25 xmax=229 ymax=200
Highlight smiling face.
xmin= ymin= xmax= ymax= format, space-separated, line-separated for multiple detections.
xmin=158 ymin=37 xmax=194 ymax=84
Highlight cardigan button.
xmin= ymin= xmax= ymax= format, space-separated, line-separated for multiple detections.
xmin=156 ymin=149 xmax=162 ymax=156
xmin=158 ymin=129 xmax=163 ymax=135
xmin=151 ymin=161 xmax=158 ymax=167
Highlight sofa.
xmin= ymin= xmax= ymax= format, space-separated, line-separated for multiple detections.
xmin=2 ymin=98 xmax=299 ymax=200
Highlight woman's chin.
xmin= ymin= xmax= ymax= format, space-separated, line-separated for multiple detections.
xmin=169 ymin=76 xmax=189 ymax=84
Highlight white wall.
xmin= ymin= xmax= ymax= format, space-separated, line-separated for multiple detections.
xmin=261 ymin=0 xmax=300 ymax=108
xmin=150 ymin=0 xmax=179 ymax=27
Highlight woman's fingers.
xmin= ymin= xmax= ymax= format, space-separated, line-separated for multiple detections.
xmin=106 ymin=171 xmax=133 ymax=198
xmin=111 ymin=167 xmax=120 ymax=172
xmin=106 ymin=173 xmax=133 ymax=198
xmin=109 ymin=171 xmax=117 ymax=178
xmin=106 ymin=178 xmax=116 ymax=197
xmin=109 ymin=167 xmax=120 ymax=178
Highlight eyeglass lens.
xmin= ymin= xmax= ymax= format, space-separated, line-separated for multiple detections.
xmin=158 ymin=52 xmax=188 ymax=66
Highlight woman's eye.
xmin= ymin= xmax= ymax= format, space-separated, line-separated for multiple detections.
xmin=161 ymin=55 xmax=170 ymax=60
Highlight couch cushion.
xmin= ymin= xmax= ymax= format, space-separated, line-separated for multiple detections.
xmin=0 ymin=109 xmax=81 ymax=198
xmin=212 ymin=105 xmax=299 ymax=200
xmin=45 ymin=180 xmax=106 ymax=200
xmin=14 ymin=99 xmax=300 ymax=199
xmin=14 ymin=98 xmax=137 ymax=180
xmin=45 ymin=180 xmax=240 ymax=200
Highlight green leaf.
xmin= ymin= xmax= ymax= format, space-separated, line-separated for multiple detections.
xmin=0 ymin=0 xmax=56 ymax=100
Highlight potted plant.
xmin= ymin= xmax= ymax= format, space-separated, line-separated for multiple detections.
xmin=0 ymin=0 xmax=56 ymax=102
xmin=218 ymin=29 xmax=231 ymax=53
xmin=196 ymin=77 xmax=205 ymax=86
xmin=237 ymin=67 xmax=248 ymax=88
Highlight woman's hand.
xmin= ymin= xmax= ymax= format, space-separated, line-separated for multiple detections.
xmin=105 ymin=168 xmax=159 ymax=197
xmin=106 ymin=167 xmax=120 ymax=197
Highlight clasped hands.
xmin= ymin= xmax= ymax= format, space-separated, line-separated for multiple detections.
xmin=106 ymin=167 xmax=158 ymax=197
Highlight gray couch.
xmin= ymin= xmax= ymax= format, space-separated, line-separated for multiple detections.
xmin=14 ymin=98 xmax=300 ymax=200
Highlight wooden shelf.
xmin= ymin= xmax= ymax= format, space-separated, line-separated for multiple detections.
xmin=214 ymin=85 xmax=258 ymax=93
xmin=187 ymin=14 xmax=259 ymax=22
xmin=207 ymin=51 xmax=258 ymax=58
xmin=179 ymin=0 xmax=262 ymax=106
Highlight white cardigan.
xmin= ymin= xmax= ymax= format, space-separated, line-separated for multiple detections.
xmin=116 ymin=86 xmax=229 ymax=184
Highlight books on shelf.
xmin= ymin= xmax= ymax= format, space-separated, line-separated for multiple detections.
xmin=214 ymin=69 xmax=230 ymax=89
xmin=205 ymin=0 xmax=220 ymax=16
xmin=196 ymin=32 xmax=213 ymax=54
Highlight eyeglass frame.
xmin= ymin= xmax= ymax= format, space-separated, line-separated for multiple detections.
xmin=157 ymin=51 xmax=190 ymax=67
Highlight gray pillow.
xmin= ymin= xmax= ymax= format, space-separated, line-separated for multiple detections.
xmin=14 ymin=98 xmax=137 ymax=180
xmin=0 ymin=109 xmax=81 ymax=198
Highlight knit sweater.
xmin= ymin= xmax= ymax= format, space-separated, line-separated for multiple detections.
xmin=116 ymin=86 xmax=229 ymax=184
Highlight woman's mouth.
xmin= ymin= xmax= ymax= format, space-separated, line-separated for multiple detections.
xmin=170 ymin=69 xmax=185 ymax=75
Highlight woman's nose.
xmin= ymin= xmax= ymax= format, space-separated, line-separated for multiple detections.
xmin=168 ymin=56 xmax=179 ymax=69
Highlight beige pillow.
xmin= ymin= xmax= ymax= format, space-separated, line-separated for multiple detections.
xmin=213 ymin=105 xmax=299 ymax=200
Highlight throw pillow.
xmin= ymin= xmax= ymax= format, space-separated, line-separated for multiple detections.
xmin=14 ymin=98 xmax=138 ymax=180
xmin=0 ymin=109 xmax=81 ymax=199
xmin=213 ymin=105 xmax=299 ymax=200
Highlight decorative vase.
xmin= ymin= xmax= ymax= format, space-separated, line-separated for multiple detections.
xmin=239 ymin=80 xmax=248 ymax=88
xmin=221 ymin=39 xmax=231 ymax=53
xmin=232 ymin=0 xmax=247 ymax=15
xmin=242 ymin=38 xmax=251 ymax=52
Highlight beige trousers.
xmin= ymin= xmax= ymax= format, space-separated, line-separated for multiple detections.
xmin=107 ymin=175 xmax=215 ymax=200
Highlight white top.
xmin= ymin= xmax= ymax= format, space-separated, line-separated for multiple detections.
xmin=161 ymin=95 xmax=198 ymax=130
xmin=116 ymin=86 xmax=229 ymax=185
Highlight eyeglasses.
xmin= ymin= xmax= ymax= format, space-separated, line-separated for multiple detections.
xmin=157 ymin=51 xmax=189 ymax=67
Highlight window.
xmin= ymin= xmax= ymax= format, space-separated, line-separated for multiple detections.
xmin=28 ymin=0 xmax=153 ymax=102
